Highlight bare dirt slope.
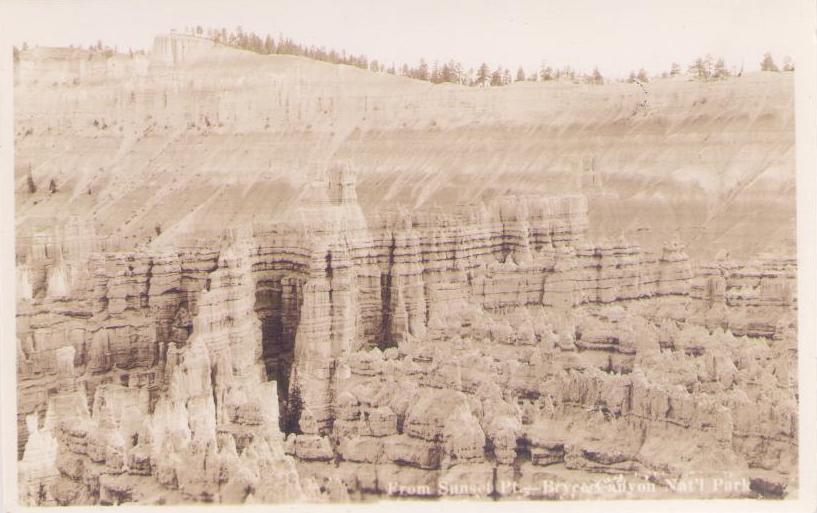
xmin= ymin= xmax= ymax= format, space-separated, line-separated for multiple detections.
xmin=14 ymin=35 xmax=795 ymax=259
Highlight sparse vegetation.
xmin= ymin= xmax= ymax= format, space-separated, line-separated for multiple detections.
xmin=760 ymin=52 xmax=794 ymax=73
xmin=760 ymin=52 xmax=779 ymax=72
xmin=588 ymin=67 xmax=604 ymax=85
xmin=687 ymin=55 xmax=734 ymax=81
xmin=476 ymin=63 xmax=490 ymax=86
xmin=184 ymin=26 xmax=608 ymax=87
xmin=26 ymin=166 xmax=36 ymax=194
xmin=637 ymin=69 xmax=649 ymax=82
xmin=688 ymin=56 xmax=713 ymax=80
xmin=26 ymin=26 xmax=792 ymax=89
xmin=670 ymin=62 xmax=681 ymax=76
xmin=713 ymin=58 xmax=731 ymax=79
xmin=628 ymin=68 xmax=650 ymax=83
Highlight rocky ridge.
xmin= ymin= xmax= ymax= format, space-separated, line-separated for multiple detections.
xmin=14 ymin=34 xmax=796 ymax=260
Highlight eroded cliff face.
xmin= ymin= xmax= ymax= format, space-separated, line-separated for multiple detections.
xmin=15 ymin=34 xmax=798 ymax=504
xmin=16 ymin=162 xmax=797 ymax=504
xmin=14 ymin=34 xmax=795 ymax=260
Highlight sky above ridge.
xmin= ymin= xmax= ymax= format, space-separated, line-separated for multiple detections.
xmin=1 ymin=0 xmax=808 ymax=78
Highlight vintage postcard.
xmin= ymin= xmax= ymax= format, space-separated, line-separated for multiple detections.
xmin=1 ymin=1 xmax=815 ymax=512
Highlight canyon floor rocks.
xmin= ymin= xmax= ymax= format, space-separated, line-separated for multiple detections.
xmin=13 ymin=33 xmax=798 ymax=505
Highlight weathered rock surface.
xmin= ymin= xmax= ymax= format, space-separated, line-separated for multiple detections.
xmin=16 ymin=162 xmax=797 ymax=504
xmin=15 ymin=34 xmax=797 ymax=504
xmin=14 ymin=34 xmax=795 ymax=260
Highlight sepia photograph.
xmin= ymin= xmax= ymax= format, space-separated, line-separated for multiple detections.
xmin=1 ymin=0 xmax=815 ymax=510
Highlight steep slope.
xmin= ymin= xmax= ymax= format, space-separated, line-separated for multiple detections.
xmin=14 ymin=34 xmax=795 ymax=260
xmin=15 ymin=166 xmax=798 ymax=504
xmin=13 ymin=38 xmax=799 ymax=503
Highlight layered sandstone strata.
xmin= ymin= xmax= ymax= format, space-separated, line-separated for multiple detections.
xmin=16 ymin=164 xmax=798 ymax=504
xmin=14 ymin=34 xmax=796 ymax=261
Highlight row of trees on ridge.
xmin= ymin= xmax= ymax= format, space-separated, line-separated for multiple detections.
xmin=13 ymin=25 xmax=796 ymax=86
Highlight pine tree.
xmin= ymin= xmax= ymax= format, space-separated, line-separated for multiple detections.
xmin=782 ymin=56 xmax=795 ymax=72
xmin=440 ymin=63 xmax=452 ymax=83
xmin=761 ymin=52 xmax=779 ymax=72
xmin=539 ymin=64 xmax=553 ymax=81
xmin=591 ymin=67 xmax=603 ymax=85
xmin=670 ymin=62 xmax=681 ymax=76
xmin=516 ymin=67 xmax=526 ymax=82
xmin=636 ymin=68 xmax=649 ymax=82
xmin=502 ymin=68 xmax=512 ymax=85
xmin=490 ymin=68 xmax=503 ymax=86
xmin=417 ymin=59 xmax=429 ymax=81
xmin=704 ymin=54 xmax=715 ymax=77
xmin=477 ymin=63 xmax=490 ymax=86
xmin=688 ymin=57 xmax=710 ymax=80
xmin=713 ymin=58 xmax=730 ymax=79
xmin=263 ymin=34 xmax=275 ymax=54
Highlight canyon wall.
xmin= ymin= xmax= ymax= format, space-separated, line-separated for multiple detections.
xmin=14 ymin=34 xmax=795 ymax=259
xmin=14 ymin=35 xmax=798 ymax=504
xmin=17 ymin=165 xmax=797 ymax=503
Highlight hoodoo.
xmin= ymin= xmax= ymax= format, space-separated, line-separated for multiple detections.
xmin=15 ymin=162 xmax=797 ymax=503
xmin=13 ymin=31 xmax=798 ymax=504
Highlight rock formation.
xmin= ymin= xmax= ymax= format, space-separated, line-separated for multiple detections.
xmin=14 ymin=34 xmax=798 ymax=504
xmin=15 ymin=162 xmax=798 ymax=504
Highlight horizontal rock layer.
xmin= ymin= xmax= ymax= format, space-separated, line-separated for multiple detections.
xmin=14 ymin=34 xmax=795 ymax=260
xmin=14 ymin=35 xmax=798 ymax=504
xmin=16 ymin=165 xmax=798 ymax=504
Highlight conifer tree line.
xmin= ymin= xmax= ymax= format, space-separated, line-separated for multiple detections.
xmin=679 ymin=53 xmax=793 ymax=81
xmin=183 ymin=26 xmax=794 ymax=85
xmin=183 ymin=25 xmax=607 ymax=86
xmin=12 ymin=25 xmax=796 ymax=85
